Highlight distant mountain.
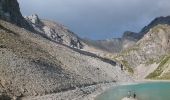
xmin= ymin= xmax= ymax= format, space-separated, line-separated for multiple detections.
xmin=83 ymin=38 xmax=122 ymax=53
xmin=83 ymin=31 xmax=139 ymax=53
xmin=90 ymin=16 xmax=170 ymax=55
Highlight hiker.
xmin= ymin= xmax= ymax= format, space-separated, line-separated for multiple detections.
xmin=127 ymin=91 xmax=131 ymax=98
xmin=121 ymin=64 xmax=123 ymax=71
xmin=133 ymin=92 xmax=136 ymax=98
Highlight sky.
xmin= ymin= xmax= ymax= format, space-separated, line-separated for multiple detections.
xmin=18 ymin=0 xmax=170 ymax=40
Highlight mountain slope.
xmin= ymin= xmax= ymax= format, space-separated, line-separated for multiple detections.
xmin=146 ymin=55 xmax=170 ymax=79
xmin=115 ymin=23 xmax=170 ymax=79
xmin=0 ymin=20 xmax=131 ymax=99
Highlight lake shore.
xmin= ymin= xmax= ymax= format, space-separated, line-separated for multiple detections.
xmin=22 ymin=80 xmax=170 ymax=100
xmin=22 ymin=82 xmax=117 ymax=100
xmin=88 ymin=80 xmax=170 ymax=100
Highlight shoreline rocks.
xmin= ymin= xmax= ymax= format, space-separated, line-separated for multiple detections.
xmin=121 ymin=97 xmax=138 ymax=100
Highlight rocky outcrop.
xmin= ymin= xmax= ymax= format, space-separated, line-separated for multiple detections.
xmin=0 ymin=0 xmax=33 ymax=30
xmin=25 ymin=14 xmax=84 ymax=49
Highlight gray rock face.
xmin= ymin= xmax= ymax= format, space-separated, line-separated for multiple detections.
xmin=25 ymin=14 xmax=84 ymax=49
xmin=0 ymin=0 xmax=33 ymax=30
xmin=25 ymin=14 xmax=41 ymax=25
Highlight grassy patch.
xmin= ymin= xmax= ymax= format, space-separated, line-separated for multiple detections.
xmin=121 ymin=60 xmax=134 ymax=74
xmin=146 ymin=56 xmax=170 ymax=79
xmin=159 ymin=73 xmax=170 ymax=80
xmin=145 ymin=58 xmax=156 ymax=66
xmin=121 ymin=46 xmax=139 ymax=55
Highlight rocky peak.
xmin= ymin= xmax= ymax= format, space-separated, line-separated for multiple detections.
xmin=25 ymin=14 xmax=41 ymax=25
xmin=0 ymin=0 xmax=33 ymax=30
xmin=122 ymin=31 xmax=140 ymax=40
xmin=25 ymin=14 xmax=43 ymax=32
xmin=141 ymin=16 xmax=170 ymax=34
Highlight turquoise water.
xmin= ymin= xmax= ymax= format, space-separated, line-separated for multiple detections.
xmin=96 ymin=82 xmax=170 ymax=100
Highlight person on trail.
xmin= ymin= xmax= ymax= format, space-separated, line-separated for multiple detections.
xmin=121 ymin=64 xmax=123 ymax=71
xmin=133 ymin=92 xmax=136 ymax=98
xmin=127 ymin=91 xmax=131 ymax=98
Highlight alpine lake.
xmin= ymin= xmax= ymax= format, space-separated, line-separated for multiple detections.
xmin=96 ymin=82 xmax=170 ymax=100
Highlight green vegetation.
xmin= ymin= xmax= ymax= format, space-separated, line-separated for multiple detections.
xmin=159 ymin=73 xmax=170 ymax=80
xmin=121 ymin=60 xmax=134 ymax=74
xmin=112 ymin=49 xmax=135 ymax=74
xmin=156 ymin=55 xmax=166 ymax=64
xmin=145 ymin=55 xmax=166 ymax=66
xmin=145 ymin=58 xmax=156 ymax=66
xmin=146 ymin=56 xmax=170 ymax=79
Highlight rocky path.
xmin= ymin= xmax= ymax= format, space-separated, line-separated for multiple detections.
xmin=21 ymin=82 xmax=116 ymax=100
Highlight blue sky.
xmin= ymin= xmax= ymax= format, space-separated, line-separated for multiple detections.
xmin=18 ymin=0 xmax=170 ymax=40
